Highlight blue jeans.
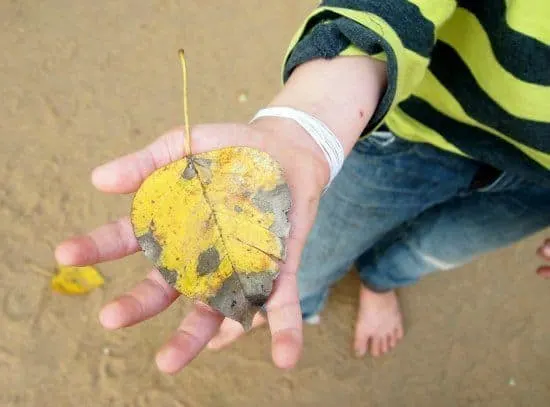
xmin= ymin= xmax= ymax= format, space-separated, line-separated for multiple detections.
xmin=298 ymin=132 xmax=550 ymax=318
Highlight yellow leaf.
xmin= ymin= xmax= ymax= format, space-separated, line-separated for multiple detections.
xmin=130 ymin=51 xmax=291 ymax=329
xmin=51 ymin=265 xmax=105 ymax=295
xmin=131 ymin=148 xmax=290 ymax=329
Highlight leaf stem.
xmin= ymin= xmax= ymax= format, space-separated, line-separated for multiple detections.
xmin=179 ymin=49 xmax=192 ymax=156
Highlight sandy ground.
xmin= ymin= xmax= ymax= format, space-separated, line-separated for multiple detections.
xmin=1 ymin=1 xmax=549 ymax=406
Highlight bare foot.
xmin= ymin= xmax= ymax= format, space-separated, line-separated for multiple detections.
xmin=207 ymin=313 xmax=267 ymax=350
xmin=536 ymin=238 xmax=550 ymax=278
xmin=353 ymin=285 xmax=404 ymax=358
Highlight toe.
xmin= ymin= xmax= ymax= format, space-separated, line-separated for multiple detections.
xmin=370 ymin=337 xmax=381 ymax=357
xmin=353 ymin=309 xmax=371 ymax=358
xmin=537 ymin=241 xmax=550 ymax=260
xmin=395 ymin=325 xmax=404 ymax=340
xmin=353 ymin=333 xmax=370 ymax=358
xmin=537 ymin=265 xmax=550 ymax=278
xmin=388 ymin=333 xmax=396 ymax=350
xmin=379 ymin=336 xmax=388 ymax=354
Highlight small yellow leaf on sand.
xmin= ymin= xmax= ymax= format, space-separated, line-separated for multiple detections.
xmin=51 ymin=265 xmax=105 ymax=295
xmin=131 ymin=147 xmax=291 ymax=330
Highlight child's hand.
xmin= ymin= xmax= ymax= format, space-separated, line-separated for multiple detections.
xmin=55 ymin=120 xmax=329 ymax=374
xmin=537 ymin=238 xmax=550 ymax=278
xmin=56 ymin=55 xmax=386 ymax=373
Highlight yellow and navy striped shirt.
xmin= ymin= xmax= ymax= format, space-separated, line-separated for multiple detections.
xmin=283 ymin=0 xmax=550 ymax=186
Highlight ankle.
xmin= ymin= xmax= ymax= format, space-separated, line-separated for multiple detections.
xmin=361 ymin=283 xmax=394 ymax=297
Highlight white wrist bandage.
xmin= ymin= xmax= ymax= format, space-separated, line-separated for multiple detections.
xmin=250 ymin=106 xmax=344 ymax=192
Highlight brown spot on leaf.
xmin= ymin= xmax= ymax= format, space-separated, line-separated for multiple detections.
xmin=196 ymin=247 xmax=220 ymax=276
xmin=237 ymin=271 xmax=275 ymax=307
xmin=194 ymin=158 xmax=213 ymax=184
xmin=137 ymin=231 xmax=162 ymax=264
xmin=158 ymin=267 xmax=178 ymax=286
xmin=193 ymin=157 xmax=212 ymax=168
xmin=207 ymin=273 xmax=256 ymax=331
xmin=252 ymin=184 xmax=291 ymax=238
xmin=181 ymin=160 xmax=196 ymax=180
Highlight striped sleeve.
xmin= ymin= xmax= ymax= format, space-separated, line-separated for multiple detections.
xmin=282 ymin=0 xmax=457 ymax=134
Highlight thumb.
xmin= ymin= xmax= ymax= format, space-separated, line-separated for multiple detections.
xmin=91 ymin=123 xmax=261 ymax=194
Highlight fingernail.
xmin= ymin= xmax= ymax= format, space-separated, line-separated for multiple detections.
xmin=272 ymin=338 xmax=300 ymax=370
xmin=99 ymin=302 xmax=123 ymax=330
xmin=91 ymin=165 xmax=108 ymax=185
xmin=54 ymin=243 xmax=70 ymax=265
xmin=91 ymin=163 xmax=117 ymax=188
xmin=354 ymin=348 xmax=365 ymax=358
xmin=91 ymin=165 xmax=103 ymax=179
xmin=155 ymin=347 xmax=178 ymax=374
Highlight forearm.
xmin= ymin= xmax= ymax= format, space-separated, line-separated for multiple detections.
xmin=271 ymin=55 xmax=386 ymax=153
xmin=251 ymin=55 xmax=386 ymax=185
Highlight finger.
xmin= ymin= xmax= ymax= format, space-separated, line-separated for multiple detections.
xmin=99 ymin=269 xmax=179 ymax=329
xmin=207 ymin=313 xmax=266 ymax=350
xmin=537 ymin=266 xmax=550 ymax=279
xmin=91 ymin=123 xmax=264 ymax=194
xmin=55 ymin=216 xmax=139 ymax=266
xmin=155 ymin=302 xmax=224 ymax=374
xmin=207 ymin=318 xmax=244 ymax=350
xmin=91 ymin=128 xmax=185 ymax=194
xmin=259 ymin=181 xmax=320 ymax=369
xmin=264 ymin=271 xmax=303 ymax=369
xmin=537 ymin=240 xmax=550 ymax=261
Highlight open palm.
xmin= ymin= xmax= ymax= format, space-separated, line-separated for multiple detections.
xmin=55 ymin=122 xmax=326 ymax=374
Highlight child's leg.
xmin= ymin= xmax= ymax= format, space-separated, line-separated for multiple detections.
xmin=297 ymin=132 xmax=481 ymax=319
xmin=356 ymin=174 xmax=550 ymax=293
xmin=352 ymin=175 xmax=550 ymax=356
